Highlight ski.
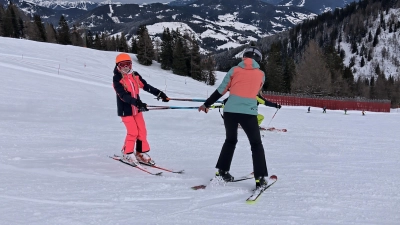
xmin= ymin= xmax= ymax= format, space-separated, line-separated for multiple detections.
xmin=109 ymin=155 xmax=162 ymax=176
xmin=265 ymin=127 xmax=287 ymax=132
xmin=191 ymin=172 xmax=254 ymax=190
xmin=239 ymin=126 xmax=271 ymax=131
xmin=246 ymin=175 xmax=277 ymax=203
xmin=139 ymin=162 xmax=184 ymax=174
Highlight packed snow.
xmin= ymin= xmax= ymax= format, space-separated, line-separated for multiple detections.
xmin=0 ymin=37 xmax=399 ymax=224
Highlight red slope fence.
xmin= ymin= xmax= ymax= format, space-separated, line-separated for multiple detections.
xmin=262 ymin=91 xmax=391 ymax=112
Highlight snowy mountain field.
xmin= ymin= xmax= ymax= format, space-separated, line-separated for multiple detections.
xmin=0 ymin=37 xmax=399 ymax=225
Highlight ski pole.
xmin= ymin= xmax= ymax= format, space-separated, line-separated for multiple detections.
xmin=266 ymin=108 xmax=279 ymax=128
xmin=147 ymin=106 xmax=199 ymax=110
xmin=148 ymin=105 xmax=223 ymax=109
xmin=156 ymin=98 xmax=224 ymax=104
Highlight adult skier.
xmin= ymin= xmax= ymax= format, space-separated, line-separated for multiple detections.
xmin=113 ymin=53 xmax=169 ymax=165
xmin=198 ymin=46 xmax=270 ymax=190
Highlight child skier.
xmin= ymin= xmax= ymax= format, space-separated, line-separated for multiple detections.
xmin=256 ymin=94 xmax=281 ymax=127
xmin=112 ymin=53 xmax=169 ymax=166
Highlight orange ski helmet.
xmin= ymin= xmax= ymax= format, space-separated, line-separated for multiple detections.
xmin=116 ymin=53 xmax=132 ymax=64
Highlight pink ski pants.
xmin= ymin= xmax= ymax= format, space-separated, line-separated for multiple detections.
xmin=121 ymin=113 xmax=150 ymax=154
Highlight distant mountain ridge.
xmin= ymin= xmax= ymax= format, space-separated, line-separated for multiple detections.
xmin=73 ymin=0 xmax=316 ymax=51
xmin=169 ymin=0 xmax=352 ymax=13
xmin=7 ymin=0 xmax=352 ymax=51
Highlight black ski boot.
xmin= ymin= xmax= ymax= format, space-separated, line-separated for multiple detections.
xmin=255 ymin=176 xmax=268 ymax=189
xmin=216 ymin=169 xmax=234 ymax=182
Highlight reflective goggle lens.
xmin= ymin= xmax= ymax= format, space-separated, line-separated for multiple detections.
xmin=118 ymin=61 xmax=132 ymax=68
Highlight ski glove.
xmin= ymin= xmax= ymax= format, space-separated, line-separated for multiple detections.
xmin=157 ymin=91 xmax=170 ymax=102
xmin=198 ymin=104 xmax=209 ymax=113
xmin=136 ymin=99 xmax=149 ymax=112
xmin=276 ymin=103 xmax=282 ymax=109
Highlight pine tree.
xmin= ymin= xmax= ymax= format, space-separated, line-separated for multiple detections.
xmin=100 ymin=33 xmax=107 ymax=50
xmin=375 ymin=72 xmax=388 ymax=99
xmin=93 ymin=33 xmax=101 ymax=50
xmin=265 ymin=42 xmax=285 ymax=92
xmin=18 ymin=17 xmax=24 ymax=38
xmin=369 ymin=77 xmax=376 ymax=99
xmin=343 ymin=66 xmax=354 ymax=90
xmin=131 ymin=36 xmax=138 ymax=54
xmin=118 ymin=33 xmax=129 ymax=52
xmin=160 ymin=28 xmax=173 ymax=70
xmin=70 ymin=25 xmax=82 ymax=46
xmin=57 ymin=15 xmax=71 ymax=45
xmin=368 ymin=31 xmax=373 ymax=42
xmin=136 ymin=25 xmax=154 ymax=65
xmin=85 ymin=30 xmax=94 ymax=48
xmin=360 ymin=56 xmax=365 ymax=67
xmin=0 ymin=6 xmax=4 ymax=36
xmin=201 ymin=54 xmax=216 ymax=85
xmin=3 ymin=3 xmax=19 ymax=38
xmin=45 ymin=23 xmax=57 ymax=43
xmin=154 ymin=38 xmax=161 ymax=62
xmin=33 ymin=15 xmax=46 ymax=42
xmin=283 ymin=58 xmax=296 ymax=93
xmin=110 ymin=36 xmax=117 ymax=51
xmin=114 ymin=35 xmax=120 ymax=51
xmin=190 ymin=36 xmax=202 ymax=81
xmin=351 ymin=40 xmax=358 ymax=54
xmin=10 ymin=4 xmax=20 ymax=38
xmin=172 ymin=37 xmax=187 ymax=75
xmin=373 ymin=26 xmax=380 ymax=47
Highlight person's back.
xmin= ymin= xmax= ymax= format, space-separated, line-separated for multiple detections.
xmin=217 ymin=58 xmax=264 ymax=115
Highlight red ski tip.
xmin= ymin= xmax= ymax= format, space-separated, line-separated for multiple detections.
xmin=270 ymin=175 xmax=277 ymax=180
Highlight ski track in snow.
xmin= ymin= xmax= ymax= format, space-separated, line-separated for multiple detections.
xmin=1 ymin=37 xmax=400 ymax=225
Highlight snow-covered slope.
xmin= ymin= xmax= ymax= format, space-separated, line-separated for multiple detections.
xmin=0 ymin=37 xmax=399 ymax=224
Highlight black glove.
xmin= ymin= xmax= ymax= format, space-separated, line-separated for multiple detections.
xmin=276 ymin=103 xmax=282 ymax=109
xmin=136 ymin=99 xmax=149 ymax=112
xmin=157 ymin=91 xmax=170 ymax=102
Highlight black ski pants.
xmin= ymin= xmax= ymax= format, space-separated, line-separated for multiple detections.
xmin=216 ymin=112 xmax=268 ymax=179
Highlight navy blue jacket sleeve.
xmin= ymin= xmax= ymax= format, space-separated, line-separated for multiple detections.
xmin=134 ymin=71 xmax=162 ymax=96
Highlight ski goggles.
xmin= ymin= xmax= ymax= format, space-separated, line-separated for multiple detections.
xmin=118 ymin=61 xmax=132 ymax=68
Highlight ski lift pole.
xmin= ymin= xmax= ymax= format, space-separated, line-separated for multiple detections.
xmin=266 ymin=108 xmax=279 ymax=128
